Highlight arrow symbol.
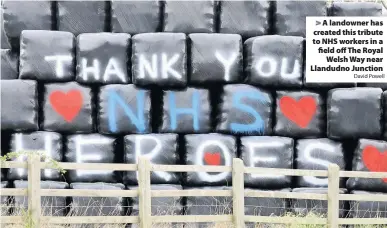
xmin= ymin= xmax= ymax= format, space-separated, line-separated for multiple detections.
xmin=316 ymin=21 xmax=321 ymax=26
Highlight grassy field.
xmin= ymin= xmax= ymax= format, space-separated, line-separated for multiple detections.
xmin=2 ymin=202 xmax=387 ymax=228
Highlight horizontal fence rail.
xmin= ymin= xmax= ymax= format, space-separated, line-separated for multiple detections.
xmin=1 ymin=155 xmax=387 ymax=227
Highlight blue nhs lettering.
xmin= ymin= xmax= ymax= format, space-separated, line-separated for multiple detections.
xmin=230 ymin=91 xmax=268 ymax=134
xmin=108 ymin=90 xmax=146 ymax=133
xmin=168 ymin=91 xmax=200 ymax=131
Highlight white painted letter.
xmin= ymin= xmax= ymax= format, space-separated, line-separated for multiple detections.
xmin=247 ymin=141 xmax=284 ymax=178
xmin=196 ymin=140 xmax=231 ymax=182
xmin=215 ymin=52 xmax=238 ymax=81
xmin=75 ymin=135 xmax=110 ymax=176
xmin=138 ymin=54 xmax=158 ymax=79
xmin=44 ymin=55 xmax=72 ymax=78
xmin=280 ymin=58 xmax=300 ymax=79
xmin=255 ymin=56 xmax=277 ymax=77
xmin=103 ymin=58 xmax=126 ymax=82
xmin=303 ymin=143 xmax=336 ymax=186
xmin=14 ymin=133 xmax=53 ymax=177
xmin=135 ymin=135 xmax=172 ymax=181
xmin=81 ymin=58 xmax=100 ymax=81
xmin=161 ymin=53 xmax=181 ymax=79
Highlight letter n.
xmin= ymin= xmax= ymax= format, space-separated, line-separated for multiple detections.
xmin=107 ymin=90 xmax=146 ymax=133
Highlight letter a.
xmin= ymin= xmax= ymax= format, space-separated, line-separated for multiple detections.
xmin=103 ymin=58 xmax=126 ymax=82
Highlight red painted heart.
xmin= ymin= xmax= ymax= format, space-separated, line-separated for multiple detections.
xmin=362 ymin=145 xmax=387 ymax=182
xmin=279 ymin=96 xmax=317 ymax=128
xmin=49 ymin=90 xmax=83 ymax=122
xmin=204 ymin=152 xmax=221 ymax=166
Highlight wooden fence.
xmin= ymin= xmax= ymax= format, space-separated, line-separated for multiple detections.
xmin=1 ymin=155 xmax=387 ymax=227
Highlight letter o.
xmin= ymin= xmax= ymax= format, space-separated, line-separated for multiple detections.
xmin=255 ymin=57 xmax=277 ymax=77
xmin=195 ymin=140 xmax=231 ymax=182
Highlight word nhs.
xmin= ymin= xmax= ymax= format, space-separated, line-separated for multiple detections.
xmin=107 ymin=88 xmax=269 ymax=134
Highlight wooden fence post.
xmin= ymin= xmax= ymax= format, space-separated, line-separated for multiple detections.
xmin=232 ymin=158 xmax=245 ymax=228
xmin=327 ymin=164 xmax=340 ymax=228
xmin=28 ymin=154 xmax=41 ymax=228
xmin=138 ymin=157 xmax=151 ymax=228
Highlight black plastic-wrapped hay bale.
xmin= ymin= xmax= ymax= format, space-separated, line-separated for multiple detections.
xmin=347 ymin=139 xmax=387 ymax=193
xmin=1 ymin=7 xmax=11 ymax=49
xmin=219 ymin=1 xmax=271 ymax=38
xmin=160 ymin=88 xmax=211 ymax=133
xmin=296 ymin=138 xmax=345 ymax=188
xmin=69 ymin=183 xmax=127 ymax=216
xmin=348 ymin=190 xmax=387 ymax=218
xmin=245 ymin=35 xmax=304 ymax=88
xmin=216 ymin=84 xmax=273 ymax=136
xmin=245 ymin=188 xmax=289 ymax=216
xmin=188 ymin=33 xmax=243 ymax=84
xmin=123 ymin=134 xmax=179 ymax=185
xmin=275 ymin=1 xmax=327 ymax=37
xmin=111 ymin=0 xmax=161 ymax=34
xmin=163 ymin=0 xmax=216 ymax=33
xmin=245 ymin=188 xmax=290 ymax=228
xmin=13 ymin=181 xmax=68 ymax=216
xmin=42 ymin=82 xmax=94 ymax=133
xmin=65 ymin=134 xmax=120 ymax=183
xmin=128 ymin=184 xmax=183 ymax=216
xmin=8 ymin=131 xmax=63 ymax=181
xmin=291 ymin=188 xmax=347 ymax=218
xmin=1 ymin=49 xmax=18 ymax=80
xmin=185 ymin=186 xmax=232 ymax=228
xmin=274 ymin=91 xmax=325 ymax=137
xmin=57 ymin=1 xmax=107 ymax=36
xmin=1 ymin=80 xmax=38 ymax=131
xmin=327 ymin=88 xmax=383 ymax=139
xmin=75 ymin=33 xmax=131 ymax=84
xmin=98 ymin=84 xmax=152 ymax=134
xmin=3 ymin=0 xmax=52 ymax=49
xmin=19 ymin=30 xmax=75 ymax=82
xmin=331 ymin=2 xmax=382 ymax=16
xmin=131 ymin=33 xmax=187 ymax=87
xmin=241 ymin=136 xmax=293 ymax=189
xmin=184 ymin=134 xmax=236 ymax=186
xmin=128 ymin=185 xmax=184 ymax=227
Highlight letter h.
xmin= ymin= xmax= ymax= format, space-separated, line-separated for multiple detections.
xmin=168 ymin=91 xmax=200 ymax=131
